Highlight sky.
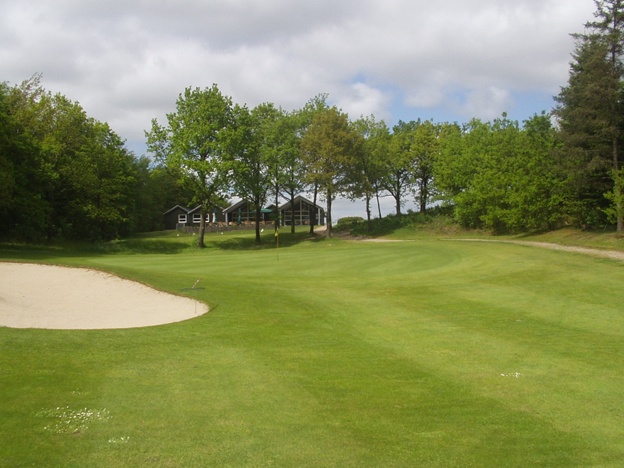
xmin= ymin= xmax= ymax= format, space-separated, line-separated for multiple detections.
xmin=1 ymin=0 xmax=598 ymax=219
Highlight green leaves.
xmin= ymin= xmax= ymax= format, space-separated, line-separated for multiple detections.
xmin=300 ymin=107 xmax=363 ymax=235
xmin=1 ymin=77 xmax=137 ymax=241
xmin=435 ymin=114 xmax=561 ymax=233
xmin=554 ymin=1 xmax=624 ymax=229
xmin=145 ymin=85 xmax=235 ymax=246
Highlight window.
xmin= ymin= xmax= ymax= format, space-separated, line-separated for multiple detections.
xmin=178 ymin=214 xmax=187 ymax=224
xmin=193 ymin=214 xmax=202 ymax=224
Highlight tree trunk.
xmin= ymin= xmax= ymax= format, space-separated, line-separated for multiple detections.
xmin=255 ymin=206 xmax=261 ymax=243
xmin=614 ymin=137 xmax=622 ymax=232
xmin=366 ymin=192 xmax=372 ymax=232
xmin=282 ymin=188 xmax=296 ymax=235
xmin=290 ymin=192 xmax=296 ymax=234
xmin=419 ymin=180 xmax=428 ymax=214
xmin=198 ymin=206 xmax=206 ymax=248
xmin=326 ymin=188 xmax=333 ymax=238
xmin=309 ymin=184 xmax=318 ymax=235
xmin=394 ymin=176 xmax=402 ymax=215
xmin=275 ymin=186 xmax=280 ymax=245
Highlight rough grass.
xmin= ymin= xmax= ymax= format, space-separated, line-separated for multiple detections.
xmin=1 ymin=228 xmax=624 ymax=466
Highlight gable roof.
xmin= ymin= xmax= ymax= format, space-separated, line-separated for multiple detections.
xmin=280 ymin=195 xmax=324 ymax=212
xmin=223 ymin=199 xmax=267 ymax=213
xmin=163 ymin=205 xmax=189 ymax=216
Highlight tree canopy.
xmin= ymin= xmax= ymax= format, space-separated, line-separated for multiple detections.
xmin=4 ymin=2 xmax=624 ymax=243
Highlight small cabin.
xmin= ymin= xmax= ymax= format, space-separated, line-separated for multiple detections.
xmin=187 ymin=206 xmax=225 ymax=226
xmin=163 ymin=205 xmax=190 ymax=230
xmin=163 ymin=205 xmax=225 ymax=230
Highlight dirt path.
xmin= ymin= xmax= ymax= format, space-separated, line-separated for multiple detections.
xmin=358 ymin=236 xmax=624 ymax=261
xmin=453 ymin=239 xmax=624 ymax=261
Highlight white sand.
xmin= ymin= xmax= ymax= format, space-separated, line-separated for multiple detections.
xmin=0 ymin=263 xmax=208 ymax=330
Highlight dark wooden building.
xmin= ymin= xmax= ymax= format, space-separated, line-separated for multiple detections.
xmin=223 ymin=200 xmax=274 ymax=225
xmin=163 ymin=205 xmax=225 ymax=230
xmin=163 ymin=205 xmax=190 ymax=230
xmin=279 ymin=196 xmax=325 ymax=226
xmin=164 ymin=195 xmax=325 ymax=230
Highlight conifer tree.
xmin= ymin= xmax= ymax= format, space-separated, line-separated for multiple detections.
xmin=555 ymin=0 xmax=624 ymax=230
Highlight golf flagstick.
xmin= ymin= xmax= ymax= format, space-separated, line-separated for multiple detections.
xmin=275 ymin=221 xmax=279 ymax=262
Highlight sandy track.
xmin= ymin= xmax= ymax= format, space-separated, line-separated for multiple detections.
xmin=452 ymin=239 xmax=624 ymax=261
xmin=0 ymin=263 xmax=208 ymax=330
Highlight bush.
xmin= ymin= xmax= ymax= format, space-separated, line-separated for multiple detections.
xmin=342 ymin=207 xmax=459 ymax=237
xmin=337 ymin=216 xmax=365 ymax=225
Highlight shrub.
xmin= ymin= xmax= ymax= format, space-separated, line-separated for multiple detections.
xmin=337 ymin=216 xmax=365 ymax=225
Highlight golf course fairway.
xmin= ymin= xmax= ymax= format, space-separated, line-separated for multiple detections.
xmin=1 ymin=232 xmax=623 ymax=466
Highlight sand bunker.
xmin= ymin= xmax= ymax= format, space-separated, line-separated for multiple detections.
xmin=0 ymin=263 xmax=208 ymax=330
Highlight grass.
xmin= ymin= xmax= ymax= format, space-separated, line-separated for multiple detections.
xmin=1 ymin=227 xmax=624 ymax=466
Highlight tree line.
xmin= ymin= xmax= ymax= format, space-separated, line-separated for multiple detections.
xmin=2 ymin=0 xmax=622 ymax=243
xmin=0 ymin=75 xmax=188 ymax=241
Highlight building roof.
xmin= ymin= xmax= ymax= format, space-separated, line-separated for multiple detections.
xmin=223 ymin=199 xmax=250 ymax=213
xmin=279 ymin=195 xmax=324 ymax=211
xmin=163 ymin=205 xmax=189 ymax=216
xmin=168 ymin=195 xmax=322 ymax=217
xmin=187 ymin=205 xmax=224 ymax=215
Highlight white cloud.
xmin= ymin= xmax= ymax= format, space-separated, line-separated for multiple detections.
xmin=451 ymin=86 xmax=513 ymax=121
xmin=334 ymin=82 xmax=392 ymax=121
xmin=1 ymin=0 xmax=597 ymax=151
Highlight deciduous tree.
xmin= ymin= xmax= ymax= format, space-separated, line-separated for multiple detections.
xmin=301 ymin=107 xmax=362 ymax=237
xmin=227 ymin=103 xmax=276 ymax=243
xmin=350 ymin=115 xmax=390 ymax=229
xmin=380 ymin=120 xmax=418 ymax=215
xmin=436 ymin=114 xmax=561 ymax=233
xmin=146 ymin=84 xmax=233 ymax=247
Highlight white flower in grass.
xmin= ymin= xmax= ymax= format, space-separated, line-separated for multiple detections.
xmin=36 ymin=406 xmax=111 ymax=434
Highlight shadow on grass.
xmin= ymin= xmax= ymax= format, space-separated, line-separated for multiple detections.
xmin=0 ymin=229 xmax=328 ymax=260
xmin=0 ymin=237 xmax=191 ymax=261
xmin=103 ymin=239 xmax=192 ymax=254
xmin=0 ymin=243 xmax=72 ymax=262
xmin=206 ymin=230 xmax=327 ymax=251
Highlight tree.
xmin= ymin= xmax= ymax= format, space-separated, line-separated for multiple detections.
xmin=0 ymin=80 xmax=43 ymax=240
xmin=350 ymin=115 xmax=390 ymax=229
xmin=380 ymin=120 xmax=419 ymax=215
xmin=274 ymin=110 xmax=305 ymax=235
xmin=554 ymin=0 xmax=624 ymax=230
xmin=146 ymin=84 xmax=233 ymax=248
xmin=5 ymin=76 xmax=65 ymax=240
xmin=435 ymin=114 xmax=561 ymax=233
xmin=297 ymin=94 xmax=330 ymax=234
xmin=449 ymin=117 xmax=518 ymax=231
xmin=66 ymin=121 xmax=137 ymax=240
xmin=227 ymin=103 xmax=275 ymax=244
xmin=135 ymin=161 xmax=195 ymax=232
xmin=4 ymin=76 xmax=138 ymax=241
xmin=433 ymin=122 xmax=468 ymax=202
xmin=410 ymin=120 xmax=439 ymax=213
xmin=301 ymin=107 xmax=363 ymax=237
xmin=510 ymin=113 xmax=564 ymax=231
